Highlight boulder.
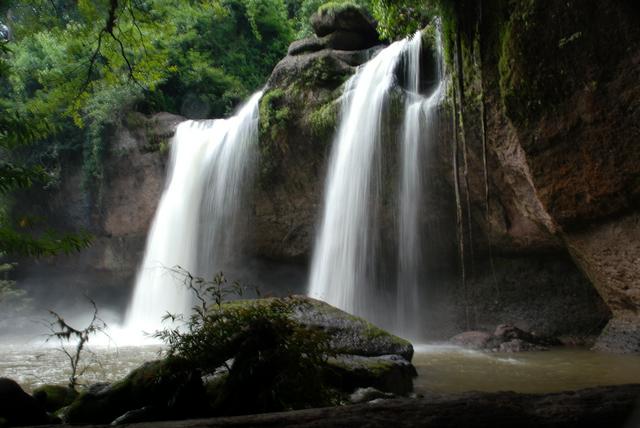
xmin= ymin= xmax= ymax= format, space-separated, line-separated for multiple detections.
xmin=287 ymin=31 xmax=380 ymax=57
xmin=0 ymin=378 xmax=51 ymax=426
xmin=287 ymin=37 xmax=325 ymax=56
xmin=218 ymin=297 xmax=415 ymax=390
xmin=62 ymin=358 xmax=207 ymax=424
xmin=450 ymin=324 xmax=559 ymax=352
xmin=32 ymin=384 xmax=78 ymax=413
xmin=322 ymin=30 xmax=378 ymax=51
xmin=287 ymin=296 xmax=414 ymax=360
xmin=498 ymin=339 xmax=547 ymax=353
xmin=450 ymin=331 xmax=493 ymax=349
xmin=327 ymin=354 xmax=417 ymax=396
xmin=212 ymin=297 xmax=416 ymax=398
xmin=310 ymin=4 xmax=378 ymax=42
xmin=267 ymin=49 xmax=357 ymax=90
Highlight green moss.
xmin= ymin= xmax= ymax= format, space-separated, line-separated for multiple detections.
xmin=301 ymin=56 xmax=351 ymax=89
xmin=317 ymin=1 xmax=364 ymax=14
xmin=307 ymin=99 xmax=339 ymax=144
xmin=259 ymin=89 xmax=290 ymax=142
xmin=258 ymin=88 xmax=292 ymax=187
xmin=63 ymin=357 xmax=194 ymax=424
xmin=328 ymin=356 xmax=396 ymax=377
xmin=495 ymin=0 xmax=594 ymax=125
xmin=32 ymin=384 xmax=78 ymax=413
xmin=497 ymin=1 xmax=538 ymax=122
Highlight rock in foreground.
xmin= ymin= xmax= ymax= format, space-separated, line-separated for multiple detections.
xmin=37 ymin=384 xmax=640 ymax=428
xmin=57 ymin=297 xmax=415 ymax=425
xmin=0 ymin=378 xmax=52 ymax=427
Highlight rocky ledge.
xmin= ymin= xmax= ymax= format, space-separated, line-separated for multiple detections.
xmin=22 ymin=384 xmax=640 ymax=428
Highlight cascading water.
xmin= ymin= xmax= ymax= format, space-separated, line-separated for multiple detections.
xmin=309 ymin=29 xmax=444 ymax=338
xmin=125 ymin=91 xmax=262 ymax=333
xmin=396 ymin=30 xmax=445 ymax=338
xmin=308 ymin=40 xmax=408 ymax=319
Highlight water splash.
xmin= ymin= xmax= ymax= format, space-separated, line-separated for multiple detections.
xmin=125 ymin=91 xmax=262 ymax=334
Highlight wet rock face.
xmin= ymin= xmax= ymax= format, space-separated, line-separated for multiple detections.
xmin=13 ymin=112 xmax=183 ymax=314
xmin=253 ymin=9 xmax=386 ymax=263
xmin=500 ymin=0 xmax=640 ymax=351
xmin=452 ymin=0 xmax=640 ymax=352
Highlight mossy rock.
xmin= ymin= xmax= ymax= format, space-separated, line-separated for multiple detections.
xmin=327 ymin=354 xmax=417 ymax=396
xmin=32 ymin=384 xmax=78 ymax=412
xmin=222 ymin=296 xmax=414 ymax=360
xmin=62 ymin=357 xmax=206 ymax=424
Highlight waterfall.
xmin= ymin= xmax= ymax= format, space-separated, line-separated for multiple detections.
xmin=309 ymin=29 xmax=444 ymax=338
xmin=308 ymin=39 xmax=408 ymax=318
xmin=125 ymin=91 xmax=262 ymax=333
xmin=396 ymin=31 xmax=445 ymax=338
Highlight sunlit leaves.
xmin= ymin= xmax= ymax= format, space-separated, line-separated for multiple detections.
xmin=371 ymin=0 xmax=436 ymax=41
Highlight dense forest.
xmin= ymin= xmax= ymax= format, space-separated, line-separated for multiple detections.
xmin=0 ymin=0 xmax=432 ymax=265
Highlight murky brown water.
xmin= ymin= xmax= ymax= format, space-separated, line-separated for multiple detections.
xmin=2 ymin=342 xmax=640 ymax=394
xmin=413 ymin=344 xmax=640 ymax=394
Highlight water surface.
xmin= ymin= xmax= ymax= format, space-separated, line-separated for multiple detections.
xmin=3 ymin=342 xmax=640 ymax=395
xmin=413 ymin=344 xmax=640 ymax=394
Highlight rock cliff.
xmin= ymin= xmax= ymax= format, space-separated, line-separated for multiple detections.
xmin=14 ymin=2 xmax=640 ymax=350
xmin=444 ymin=0 xmax=639 ymax=351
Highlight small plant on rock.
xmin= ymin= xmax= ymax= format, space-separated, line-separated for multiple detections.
xmin=154 ymin=267 xmax=336 ymax=414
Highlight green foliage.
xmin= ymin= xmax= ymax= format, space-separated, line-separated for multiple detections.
xmin=154 ymin=268 xmax=335 ymax=412
xmin=318 ymin=0 xmax=366 ymax=13
xmin=371 ymin=0 xmax=436 ymax=41
xmin=0 ymin=227 xmax=92 ymax=258
xmin=0 ymin=37 xmax=92 ymax=263
xmin=308 ymin=98 xmax=338 ymax=143
xmin=2 ymin=0 xmax=297 ymax=189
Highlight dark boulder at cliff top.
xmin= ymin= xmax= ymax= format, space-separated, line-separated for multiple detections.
xmin=311 ymin=4 xmax=378 ymax=40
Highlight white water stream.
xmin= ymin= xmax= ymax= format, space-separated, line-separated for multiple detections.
xmin=396 ymin=31 xmax=445 ymax=337
xmin=308 ymin=39 xmax=407 ymax=319
xmin=309 ymin=30 xmax=445 ymax=338
xmin=124 ymin=92 xmax=262 ymax=334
